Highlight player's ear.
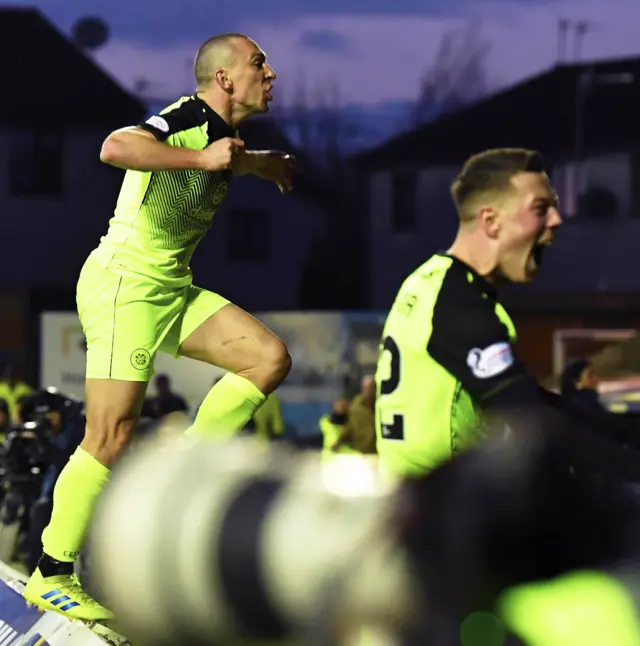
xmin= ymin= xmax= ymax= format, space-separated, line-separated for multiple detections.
xmin=479 ymin=206 xmax=500 ymax=238
xmin=214 ymin=69 xmax=233 ymax=92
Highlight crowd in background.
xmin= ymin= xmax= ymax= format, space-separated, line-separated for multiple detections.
xmin=3 ymin=351 xmax=640 ymax=575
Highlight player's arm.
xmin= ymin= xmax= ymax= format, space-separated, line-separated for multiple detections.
xmin=428 ymin=275 xmax=640 ymax=481
xmin=233 ymin=150 xmax=294 ymax=193
xmin=427 ymin=271 xmax=529 ymax=406
xmin=100 ymin=111 xmax=243 ymax=173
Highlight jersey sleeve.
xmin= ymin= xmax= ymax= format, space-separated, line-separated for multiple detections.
xmin=137 ymin=102 xmax=204 ymax=143
xmin=427 ymin=269 xmax=526 ymax=402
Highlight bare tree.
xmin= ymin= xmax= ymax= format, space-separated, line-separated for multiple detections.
xmin=413 ymin=21 xmax=491 ymax=125
xmin=276 ymin=76 xmax=367 ymax=307
xmin=313 ymin=77 xmax=344 ymax=165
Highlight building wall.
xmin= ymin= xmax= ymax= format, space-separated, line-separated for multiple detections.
xmin=368 ymin=166 xmax=458 ymax=308
xmin=190 ymin=175 xmax=326 ymax=311
xmin=0 ymin=127 xmax=122 ymax=288
xmin=0 ymin=128 xmax=326 ymax=310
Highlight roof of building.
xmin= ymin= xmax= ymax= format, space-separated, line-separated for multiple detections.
xmin=0 ymin=7 xmax=146 ymax=126
xmin=353 ymin=56 xmax=640 ymax=170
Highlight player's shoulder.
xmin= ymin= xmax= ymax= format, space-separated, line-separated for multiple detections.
xmin=431 ymin=254 xmax=496 ymax=305
xmin=142 ymin=96 xmax=207 ymax=134
xmin=402 ymin=253 xmax=478 ymax=301
xmin=410 ymin=254 xmax=455 ymax=285
xmin=159 ymin=96 xmax=205 ymax=119
xmin=420 ymin=254 xmax=508 ymax=334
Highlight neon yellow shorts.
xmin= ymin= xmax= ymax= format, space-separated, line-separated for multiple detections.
xmin=77 ymin=256 xmax=229 ymax=382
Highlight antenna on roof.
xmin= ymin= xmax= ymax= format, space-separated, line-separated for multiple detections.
xmin=557 ymin=19 xmax=570 ymax=64
xmin=72 ymin=16 xmax=110 ymax=52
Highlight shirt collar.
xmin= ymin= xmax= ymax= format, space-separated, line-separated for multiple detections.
xmin=440 ymin=253 xmax=499 ymax=300
xmin=193 ymin=94 xmax=235 ymax=136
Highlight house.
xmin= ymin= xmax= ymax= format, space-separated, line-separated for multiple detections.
xmin=352 ymin=56 xmax=640 ymax=378
xmin=0 ymin=7 xmax=146 ymax=291
xmin=0 ymin=7 xmax=147 ymax=381
xmin=353 ymin=56 xmax=640 ymax=311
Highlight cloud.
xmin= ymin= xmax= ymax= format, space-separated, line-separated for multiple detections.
xmin=92 ymin=0 xmax=640 ymax=106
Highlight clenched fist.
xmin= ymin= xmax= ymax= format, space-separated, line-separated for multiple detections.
xmin=198 ymin=137 xmax=245 ymax=172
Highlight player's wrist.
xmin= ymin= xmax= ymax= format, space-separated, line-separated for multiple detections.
xmin=231 ymin=150 xmax=253 ymax=176
xmin=193 ymin=148 xmax=214 ymax=171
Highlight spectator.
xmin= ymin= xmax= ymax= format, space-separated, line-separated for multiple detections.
xmin=320 ymin=398 xmax=358 ymax=456
xmin=332 ymin=375 xmax=377 ymax=455
xmin=0 ymin=398 xmax=10 ymax=441
xmin=146 ymin=374 xmax=189 ymax=420
xmin=560 ymin=359 xmax=603 ymax=417
xmin=0 ymin=362 xmax=33 ymax=424
xmin=20 ymin=390 xmax=85 ymax=573
xmin=251 ymin=392 xmax=285 ymax=441
xmin=561 ymin=358 xmax=640 ymax=450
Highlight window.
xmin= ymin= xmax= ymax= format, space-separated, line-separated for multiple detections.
xmin=227 ymin=208 xmax=271 ymax=262
xmin=9 ymin=130 xmax=64 ymax=196
xmin=392 ymin=171 xmax=417 ymax=233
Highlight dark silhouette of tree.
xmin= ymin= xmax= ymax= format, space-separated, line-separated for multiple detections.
xmin=279 ymin=76 xmax=366 ymax=309
xmin=413 ymin=21 xmax=491 ymax=125
xmin=290 ymin=23 xmax=492 ymax=309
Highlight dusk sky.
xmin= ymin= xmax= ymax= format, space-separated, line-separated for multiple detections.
xmin=19 ymin=0 xmax=640 ymax=106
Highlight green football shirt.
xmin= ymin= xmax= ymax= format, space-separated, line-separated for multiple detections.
xmin=91 ymin=95 xmax=235 ymax=288
xmin=375 ymin=254 xmax=523 ymax=477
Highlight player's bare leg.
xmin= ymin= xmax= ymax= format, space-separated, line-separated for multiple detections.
xmin=24 ymin=380 xmax=148 ymax=622
xmin=179 ymin=303 xmax=291 ymax=438
xmin=81 ymin=379 xmax=148 ymax=465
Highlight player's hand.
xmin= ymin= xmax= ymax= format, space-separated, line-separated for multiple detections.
xmin=247 ymin=151 xmax=295 ymax=193
xmin=200 ymin=137 xmax=245 ymax=172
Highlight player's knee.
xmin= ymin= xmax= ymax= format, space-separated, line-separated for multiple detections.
xmin=257 ymin=337 xmax=291 ymax=392
xmin=84 ymin=409 xmax=138 ymax=466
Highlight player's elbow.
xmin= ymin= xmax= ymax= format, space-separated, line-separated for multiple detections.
xmin=100 ymin=130 xmax=145 ymax=167
xmin=100 ymin=134 xmax=125 ymax=166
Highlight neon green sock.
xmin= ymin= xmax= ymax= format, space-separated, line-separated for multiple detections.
xmin=185 ymin=373 xmax=266 ymax=439
xmin=41 ymin=447 xmax=110 ymax=563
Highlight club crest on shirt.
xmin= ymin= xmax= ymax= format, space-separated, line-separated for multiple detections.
xmin=466 ymin=342 xmax=514 ymax=379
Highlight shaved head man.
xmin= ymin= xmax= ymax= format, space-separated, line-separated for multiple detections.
xmin=24 ymin=33 xmax=293 ymax=625
xmin=194 ymin=33 xmax=276 ymax=124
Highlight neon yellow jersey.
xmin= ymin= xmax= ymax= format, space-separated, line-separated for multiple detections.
xmin=0 ymin=380 xmax=32 ymax=422
xmin=91 ymin=96 xmax=235 ymax=288
xmin=375 ymin=254 xmax=523 ymax=478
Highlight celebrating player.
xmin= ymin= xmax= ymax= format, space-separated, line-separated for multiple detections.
xmin=24 ymin=33 xmax=293 ymax=620
xmin=374 ymin=149 xmax=561 ymax=477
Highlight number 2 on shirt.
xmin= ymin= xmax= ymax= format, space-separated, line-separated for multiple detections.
xmin=378 ymin=335 xmax=405 ymax=441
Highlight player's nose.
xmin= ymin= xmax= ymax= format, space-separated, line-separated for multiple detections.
xmin=265 ymin=63 xmax=276 ymax=80
xmin=548 ymin=206 xmax=562 ymax=228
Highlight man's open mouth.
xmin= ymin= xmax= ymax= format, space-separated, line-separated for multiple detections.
xmin=532 ymin=244 xmax=544 ymax=267
xmin=532 ymin=238 xmax=553 ymax=268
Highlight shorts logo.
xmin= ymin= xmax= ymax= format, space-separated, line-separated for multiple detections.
xmin=130 ymin=348 xmax=151 ymax=370
xmin=145 ymin=115 xmax=169 ymax=132
xmin=466 ymin=342 xmax=514 ymax=379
